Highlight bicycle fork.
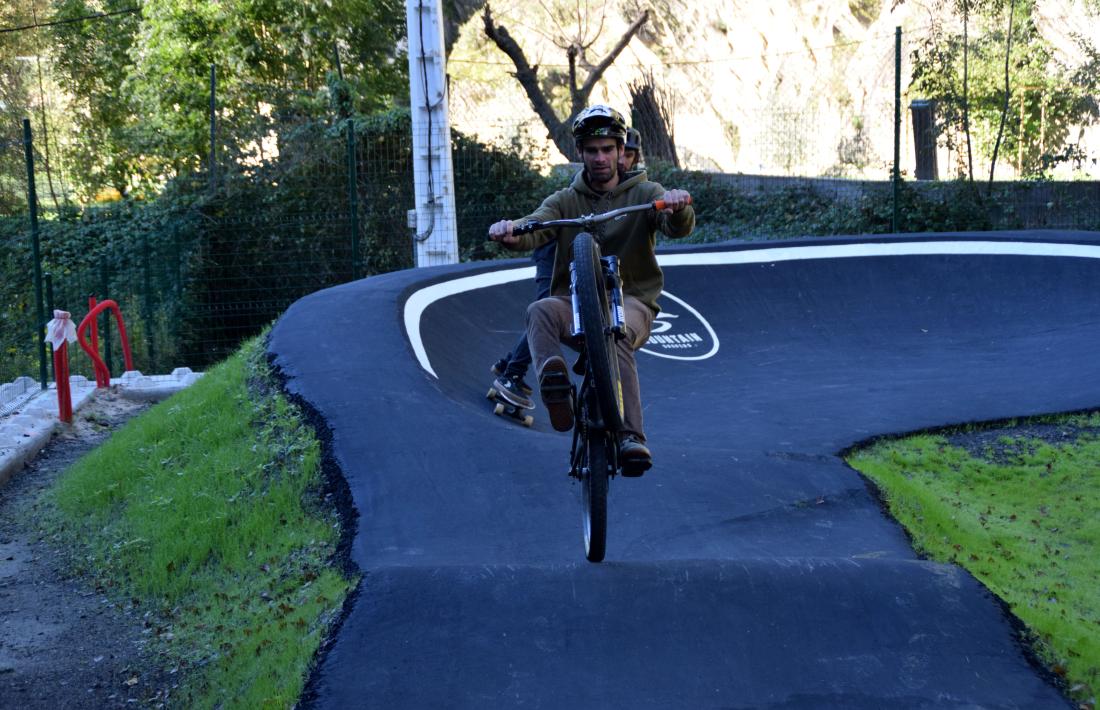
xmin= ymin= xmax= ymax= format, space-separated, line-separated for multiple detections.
xmin=569 ymin=255 xmax=626 ymax=338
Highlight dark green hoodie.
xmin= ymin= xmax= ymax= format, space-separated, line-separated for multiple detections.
xmin=507 ymin=169 xmax=695 ymax=314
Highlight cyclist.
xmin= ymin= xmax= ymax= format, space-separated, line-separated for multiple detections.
xmin=488 ymin=105 xmax=693 ymax=469
xmin=490 ymin=126 xmax=645 ymax=408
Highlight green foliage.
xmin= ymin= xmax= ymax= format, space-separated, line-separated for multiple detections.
xmin=42 ymin=335 xmax=355 ymax=708
xmin=909 ymin=0 xmax=1100 ymax=178
xmin=45 ymin=0 xmax=408 ymax=199
xmin=0 ymin=188 xmax=204 ymax=382
xmin=647 ymin=165 xmax=1010 ymax=242
xmin=0 ymin=108 xmax=560 ymax=379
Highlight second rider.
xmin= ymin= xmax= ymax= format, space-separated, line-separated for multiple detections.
xmin=489 ymin=105 xmax=694 ymax=473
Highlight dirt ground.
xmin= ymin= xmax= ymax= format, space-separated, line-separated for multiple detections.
xmin=945 ymin=416 xmax=1100 ymax=463
xmin=0 ymin=390 xmax=176 ymax=709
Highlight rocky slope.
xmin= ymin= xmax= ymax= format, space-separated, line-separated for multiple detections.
xmin=445 ymin=0 xmax=1099 ymax=176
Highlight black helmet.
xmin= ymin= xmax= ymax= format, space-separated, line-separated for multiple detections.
xmin=572 ymin=105 xmax=628 ymax=147
xmin=625 ymin=127 xmax=642 ymax=151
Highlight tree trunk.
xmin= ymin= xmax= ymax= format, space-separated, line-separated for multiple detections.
xmin=962 ymin=0 xmax=974 ymax=182
xmin=988 ymin=0 xmax=1017 ymax=189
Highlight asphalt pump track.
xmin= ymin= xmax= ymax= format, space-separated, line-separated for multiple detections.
xmin=269 ymin=230 xmax=1100 ymax=709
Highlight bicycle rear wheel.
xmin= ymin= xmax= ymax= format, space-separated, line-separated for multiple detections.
xmin=572 ymin=232 xmax=623 ymax=431
xmin=582 ymin=425 xmax=608 ymax=562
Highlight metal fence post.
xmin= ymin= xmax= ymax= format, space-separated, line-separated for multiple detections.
xmin=173 ymin=224 xmax=182 ymax=297
xmin=45 ymin=272 xmax=55 ymax=383
xmin=209 ymin=64 xmax=217 ymax=193
xmin=100 ymin=260 xmax=112 ymax=374
xmin=23 ymin=119 xmax=48 ymax=389
xmin=893 ymin=26 xmax=902 ymax=233
xmin=346 ymin=119 xmax=361 ymax=280
xmin=142 ymin=233 xmax=156 ymax=370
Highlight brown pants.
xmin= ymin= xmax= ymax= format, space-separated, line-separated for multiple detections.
xmin=526 ymin=295 xmax=654 ymax=441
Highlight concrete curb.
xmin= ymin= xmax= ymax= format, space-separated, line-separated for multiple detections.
xmin=0 ymin=368 xmax=203 ymax=490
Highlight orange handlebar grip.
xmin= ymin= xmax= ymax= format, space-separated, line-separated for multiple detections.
xmin=653 ymin=195 xmax=692 ymax=211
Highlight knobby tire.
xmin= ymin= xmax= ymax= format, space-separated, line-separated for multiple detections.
xmin=573 ymin=231 xmax=622 ymax=563
xmin=582 ymin=426 xmax=608 ymax=562
xmin=573 ymin=232 xmax=623 ymax=431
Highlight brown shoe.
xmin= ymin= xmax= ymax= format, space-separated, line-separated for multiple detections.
xmin=620 ymin=434 xmax=652 ymax=477
xmin=538 ymin=356 xmax=573 ymax=432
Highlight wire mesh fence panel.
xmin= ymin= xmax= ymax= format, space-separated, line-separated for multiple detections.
xmin=0 ymin=131 xmax=40 ymax=391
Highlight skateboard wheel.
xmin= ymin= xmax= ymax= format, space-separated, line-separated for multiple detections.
xmin=523 ymin=415 xmax=534 ymax=427
xmin=486 ymin=387 xmax=498 ymax=400
xmin=494 ymin=403 xmax=505 ymax=416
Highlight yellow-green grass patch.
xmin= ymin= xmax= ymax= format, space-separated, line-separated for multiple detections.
xmin=41 ymin=334 xmax=355 ymax=708
xmin=848 ymin=413 xmax=1100 ymax=707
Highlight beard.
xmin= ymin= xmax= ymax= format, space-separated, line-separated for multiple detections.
xmin=587 ymin=162 xmax=616 ymax=183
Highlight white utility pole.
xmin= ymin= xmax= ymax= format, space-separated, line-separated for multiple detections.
xmin=406 ymin=0 xmax=459 ymax=267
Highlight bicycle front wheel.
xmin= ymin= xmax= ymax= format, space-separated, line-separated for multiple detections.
xmin=582 ymin=428 xmax=609 ymax=562
xmin=573 ymin=232 xmax=624 ymax=431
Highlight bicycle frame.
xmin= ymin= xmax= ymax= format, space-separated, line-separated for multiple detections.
xmin=568 ymin=366 xmax=620 ymax=481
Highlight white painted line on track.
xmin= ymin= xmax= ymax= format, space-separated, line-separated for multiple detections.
xmin=404 ymin=241 xmax=1100 ymax=378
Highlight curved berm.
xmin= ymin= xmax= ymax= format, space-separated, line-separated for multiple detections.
xmin=269 ymin=231 xmax=1100 ymax=709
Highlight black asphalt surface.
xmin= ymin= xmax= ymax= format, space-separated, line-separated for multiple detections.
xmin=269 ymin=231 xmax=1100 ymax=709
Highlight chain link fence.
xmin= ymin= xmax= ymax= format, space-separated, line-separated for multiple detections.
xmin=2 ymin=17 xmax=1099 ymax=391
xmin=0 ymin=129 xmax=39 ymax=414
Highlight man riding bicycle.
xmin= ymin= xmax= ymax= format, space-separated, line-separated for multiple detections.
xmin=489 ymin=105 xmax=694 ymax=470
xmin=489 ymin=125 xmax=645 ymax=408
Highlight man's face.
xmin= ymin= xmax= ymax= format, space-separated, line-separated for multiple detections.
xmin=580 ymin=137 xmax=622 ymax=184
xmin=619 ymin=148 xmax=638 ymax=173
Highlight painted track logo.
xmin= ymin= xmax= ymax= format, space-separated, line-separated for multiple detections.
xmin=640 ymin=291 xmax=719 ymax=361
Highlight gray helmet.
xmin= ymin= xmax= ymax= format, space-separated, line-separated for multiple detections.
xmin=572 ymin=105 xmax=628 ymax=147
xmin=624 ymin=127 xmax=642 ymax=151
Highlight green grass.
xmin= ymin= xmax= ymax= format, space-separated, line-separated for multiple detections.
xmin=847 ymin=413 xmax=1100 ymax=707
xmin=40 ymin=334 xmax=355 ymax=708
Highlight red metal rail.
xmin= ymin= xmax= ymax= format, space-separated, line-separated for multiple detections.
xmin=77 ymin=299 xmax=134 ymax=389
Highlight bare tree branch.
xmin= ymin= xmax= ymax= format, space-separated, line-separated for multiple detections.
xmin=538 ymin=0 xmax=573 ymax=48
xmin=568 ymin=43 xmax=579 ymax=95
xmin=580 ymin=3 xmax=608 ymax=51
xmin=482 ymin=4 xmax=649 ymax=162
xmin=578 ymin=10 xmax=649 ymax=100
xmin=483 ymin=5 xmax=575 ymax=159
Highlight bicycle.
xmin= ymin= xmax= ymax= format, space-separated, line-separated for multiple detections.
xmin=503 ymin=198 xmax=686 ymax=562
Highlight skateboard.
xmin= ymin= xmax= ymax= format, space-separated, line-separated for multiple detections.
xmin=486 ymin=386 xmax=535 ymax=427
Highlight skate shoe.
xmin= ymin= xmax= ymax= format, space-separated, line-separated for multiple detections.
xmin=490 ymin=358 xmax=509 ymax=377
xmin=538 ymin=356 xmax=574 ymax=432
xmin=512 ymin=376 xmax=533 ymax=396
xmin=492 ymin=375 xmax=534 ymax=409
xmin=620 ymin=434 xmax=652 ymax=477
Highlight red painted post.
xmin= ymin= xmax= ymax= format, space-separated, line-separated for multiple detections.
xmin=53 ymin=343 xmax=71 ymax=423
xmin=44 ymin=310 xmax=76 ymax=423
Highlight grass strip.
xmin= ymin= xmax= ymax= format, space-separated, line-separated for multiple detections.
xmin=847 ymin=412 xmax=1100 ymax=708
xmin=39 ymin=334 xmax=355 ymax=708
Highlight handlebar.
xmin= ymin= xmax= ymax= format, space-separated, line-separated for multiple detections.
xmin=492 ymin=196 xmax=692 ymax=239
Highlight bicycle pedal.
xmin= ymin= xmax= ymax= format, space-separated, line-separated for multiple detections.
xmin=621 ymin=458 xmax=651 ymax=478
